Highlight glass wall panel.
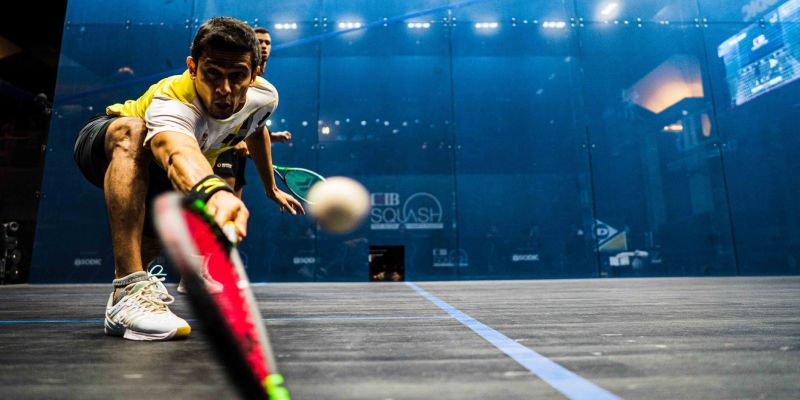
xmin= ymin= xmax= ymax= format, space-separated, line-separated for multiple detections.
xmin=316 ymin=1 xmax=458 ymax=281
xmin=32 ymin=2 xmax=194 ymax=282
xmin=452 ymin=0 xmax=598 ymax=278
xmin=30 ymin=0 xmax=800 ymax=282
xmin=575 ymin=0 xmax=737 ymax=277
xmin=699 ymin=0 xmax=800 ymax=275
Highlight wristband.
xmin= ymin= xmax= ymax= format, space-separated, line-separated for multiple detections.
xmin=187 ymin=175 xmax=234 ymax=204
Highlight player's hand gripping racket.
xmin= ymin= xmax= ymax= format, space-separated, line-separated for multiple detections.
xmin=272 ymin=164 xmax=325 ymax=204
xmin=153 ymin=192 xmax=290 ymax=400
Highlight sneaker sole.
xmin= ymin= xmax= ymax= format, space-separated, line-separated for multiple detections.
xmin=105 ymin=322 xmax=191 ymax=341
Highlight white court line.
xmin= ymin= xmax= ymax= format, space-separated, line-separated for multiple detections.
xmin=407 ymin=282 xmax=621 ymax=400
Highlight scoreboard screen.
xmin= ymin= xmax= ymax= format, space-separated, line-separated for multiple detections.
xmin=718 ymin=0 xmax=800 ymax=106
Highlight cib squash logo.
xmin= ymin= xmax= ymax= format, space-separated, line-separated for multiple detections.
xmin=370 ymin=192 xmax=443 ymax=230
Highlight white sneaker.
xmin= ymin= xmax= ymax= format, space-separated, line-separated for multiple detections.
xmin=104 ymin=275 xmax=191 ymax=341
xmin=177 ymin=255 xmax=224 ymax=295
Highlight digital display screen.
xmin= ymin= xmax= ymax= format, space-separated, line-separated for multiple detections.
xmin=718 ymin=0 xmax=800 ymax=106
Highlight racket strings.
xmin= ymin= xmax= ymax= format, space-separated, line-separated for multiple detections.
xmin=284 ymin=170 xmax=323 ymax=200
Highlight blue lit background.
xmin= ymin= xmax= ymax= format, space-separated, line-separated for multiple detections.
xmin=31 ymin=0 xmax=800 ymax=282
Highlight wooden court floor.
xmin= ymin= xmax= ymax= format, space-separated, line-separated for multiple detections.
xmin=1 ymin=276 xmax=798 ymax=399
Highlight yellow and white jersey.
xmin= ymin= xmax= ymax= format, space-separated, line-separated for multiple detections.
xmin=106 ymin=69 xmax=277 ymax=159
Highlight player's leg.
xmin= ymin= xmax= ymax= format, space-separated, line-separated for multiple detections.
xmin=74 ymin=115 xmax=189 ymax=341
xmin=102 ymin=116 xmax=151 ymax=279
xmin=105 ymin=138 xmax=191 ymax=341
xmin=233 ymin=152 xmax=247 ymax=198
xmin=141 ymin=235 xmax=162 ymax=270
xmin=75 ymin=115 xmax=149 ymax=278
xmin=141 ymin=162 xmax=175 ymax=268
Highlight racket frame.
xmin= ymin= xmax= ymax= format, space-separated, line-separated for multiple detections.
xmin=153 ymin=192 xmax=290 ymax=400
xmin=272 ymin=165 xmax=325 ymax=203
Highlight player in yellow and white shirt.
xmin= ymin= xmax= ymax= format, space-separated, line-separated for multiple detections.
xmin=73 ymin=17 xmax=303 ymax=341
xmin=212 ymin=26 xmax=293 ymax=198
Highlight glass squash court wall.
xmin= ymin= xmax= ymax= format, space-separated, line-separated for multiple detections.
xmin=30 ymin=0 xmax=800 ymax=282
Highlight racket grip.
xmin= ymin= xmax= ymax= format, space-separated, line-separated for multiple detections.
xmin=223 ymin=222 xmax=239 ymax=245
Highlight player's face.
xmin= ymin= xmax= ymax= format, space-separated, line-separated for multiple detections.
xmin=256 ymin=32 xmax=271 ymax=68
xmin=189 ymin=48 xmax=256 ymax=119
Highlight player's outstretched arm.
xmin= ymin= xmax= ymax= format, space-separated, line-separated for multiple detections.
xmin=269 ymin=130 xmax=292 ymax=143
xmin=150 ymin=131 xmax=215 ymax=191
xmin=246 ymin=127 xmax=305 ymax=215
xmin=150 ymin=131 xmax=249 ymax=237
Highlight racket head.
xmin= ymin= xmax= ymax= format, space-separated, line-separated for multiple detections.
xmin=273 ymin=166 xmax=325 ymax=203
xmin=153 ymin=192 xmax=289 ymax=400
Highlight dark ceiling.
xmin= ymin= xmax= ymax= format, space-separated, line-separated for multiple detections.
xmin=0 ymin=1 xmax=68 ymax=99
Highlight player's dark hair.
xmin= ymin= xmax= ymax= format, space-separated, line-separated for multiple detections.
xmin=254 ymin=27 xmax=270 ymax=34
xmin=191 ymin=17 xmax=261 ymax=71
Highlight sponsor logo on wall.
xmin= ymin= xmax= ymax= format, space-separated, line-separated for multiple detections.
xmin=293 ymin=256 xmax=317 ymax=265
xmin=370 ymin=192 xmax=444 ymax=230
xmin=433 ymin=248 xmax=468 ymax=268
xmin=511 ymin=253 xmax=539 ymax=262
xmin=594 ymin=219 xmax=628 ymax=253
xmin=73 ymin=257 xmax=102 ymax=267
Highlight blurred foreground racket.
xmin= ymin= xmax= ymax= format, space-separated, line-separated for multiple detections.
xmin=154 ymin=192 xmax=290 ymax=400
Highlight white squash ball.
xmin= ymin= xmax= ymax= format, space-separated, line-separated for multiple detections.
xmin=307 ymin=177 xmax=370 ymax=234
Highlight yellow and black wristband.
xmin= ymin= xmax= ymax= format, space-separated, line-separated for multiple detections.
xmin=187 ymin=175 xmax=234 ymax=204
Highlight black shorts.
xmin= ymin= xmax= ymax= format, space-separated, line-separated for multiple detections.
xmin=73 ymin=114 xmax=173 ymax=237
xmin=213 ymin=149 xmax=247 ymax=189
xmin=73 ymin=114 xmax=115 ymax=187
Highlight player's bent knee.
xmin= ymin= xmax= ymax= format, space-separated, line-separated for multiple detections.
xmin=106 ymin=118 xmax=148 ymax=159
